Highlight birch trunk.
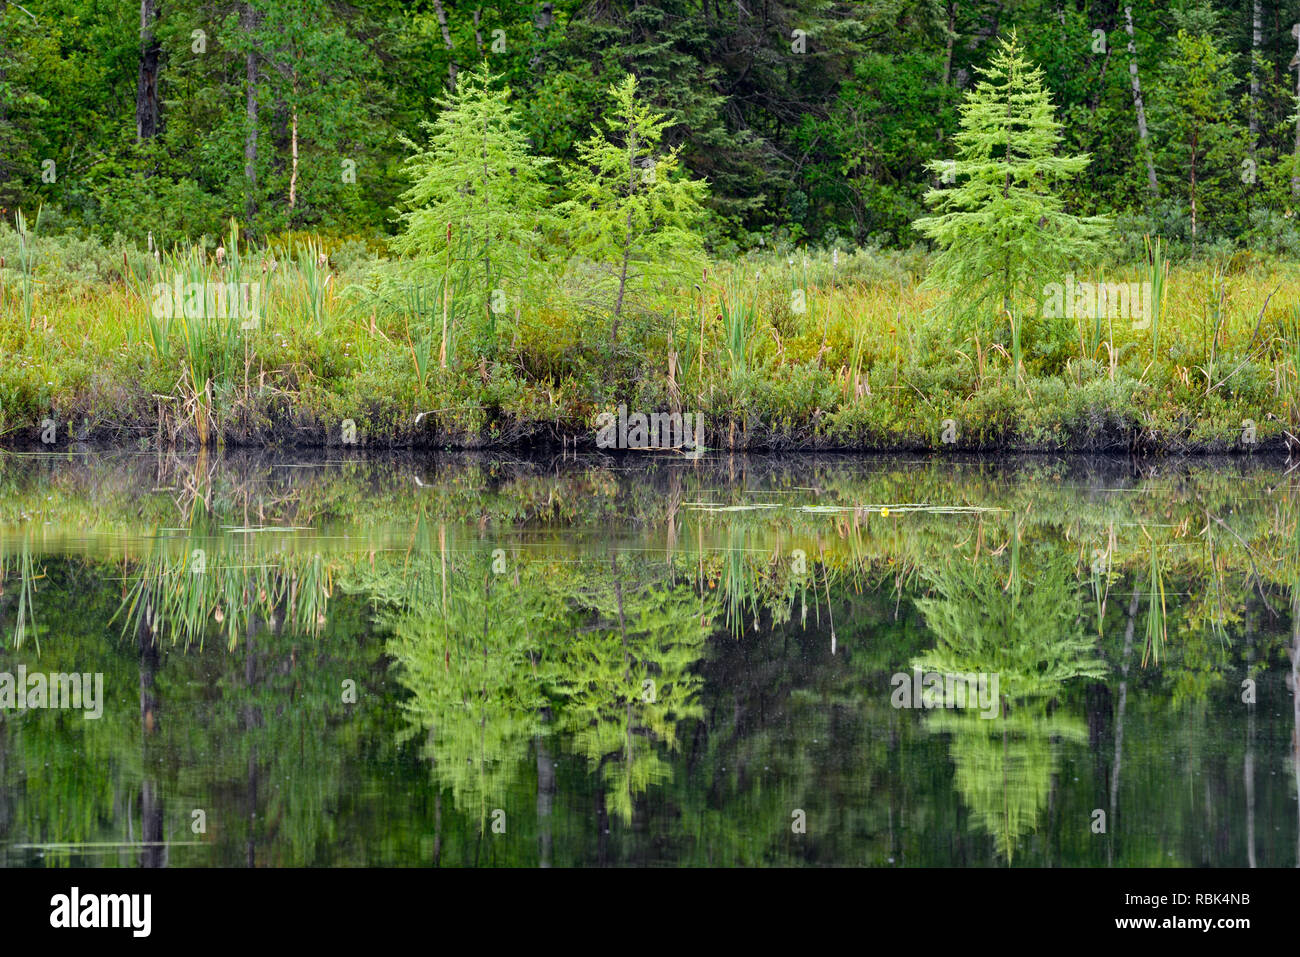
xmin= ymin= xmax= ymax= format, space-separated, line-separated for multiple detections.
xmin=1124 ymin=6 xmax=1159 ymax=197
xmin=432 ymin=0 xmax=456 ymax=87
xmin=1292 ymin=25 xmax=1300 ymax=198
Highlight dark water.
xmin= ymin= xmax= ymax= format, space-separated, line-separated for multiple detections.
xmin=0 ymin=450 xmax=1297 ymax=867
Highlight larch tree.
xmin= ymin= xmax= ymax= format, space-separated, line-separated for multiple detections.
xmin=557 ymin=73 xmax=708 ymax=345
xmin=914 ymin=32 xmax=1109 ymax=381
xmin=392 ymin=64 xmax=552 ymax=362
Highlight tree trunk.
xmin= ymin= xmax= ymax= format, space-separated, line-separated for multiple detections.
xmin=288 ymin=110 xmax=298 ymax=208
xmin=432 ymin=0 xmax=456 ymax=87
xmin=612 ymin=126 xmax=638 ymax=334
xmin=288 ymin=66 xmax=299 ymax=212
xmin=1088 ymin=10 xmax=1117 ymax=120
xmin=1292 ymin=25 xmax=1300 ymax=198
xmin=614 ymin=209 xmax=632 ymax=327
xmin=1123 ymin=6 xmax=1159 ymax=197
xmin=1249 ymin=0 xmax=1261 ymax=145
xmin=135 ymin=0 xmax=163 ymax=142
xmin=243 ymin=3 xmax=261 ymax=224
xmin=938 ymin=2 xmax=956 ymax=142
xmin=942 ymin=1 xmax=955 ymax=86
xmin=0 ymin=2 xmax=10 ymax=197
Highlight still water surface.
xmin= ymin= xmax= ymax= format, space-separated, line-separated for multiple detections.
xmin=0 ymin=450 xmax=1297 ymax=866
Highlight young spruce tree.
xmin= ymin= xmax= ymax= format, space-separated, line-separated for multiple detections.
xmin=914 ymin=32 xmax=1108 ymax=381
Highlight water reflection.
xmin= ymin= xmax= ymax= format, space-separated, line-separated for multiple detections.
xmin=0 ymin=451 xmax=1297 ymax=866
xmin=912 ymin=544 xmax=1105 ymax=860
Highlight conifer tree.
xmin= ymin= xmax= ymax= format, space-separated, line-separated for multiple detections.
xmin=558 ymin=73 xmax=709 ymax=344
xmin=392 ymin=64 xmax=552 ymax=358
xmin=914 ymin=32 xmax=1108 ymax=377
xmin=1155 ymin=28 xmax=1239 ymax=244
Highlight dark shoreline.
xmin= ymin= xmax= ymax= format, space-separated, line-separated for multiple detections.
xmin=0 ymin=426 xmax=1292 ymax=457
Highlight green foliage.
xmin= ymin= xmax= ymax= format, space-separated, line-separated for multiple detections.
xmin=557 ymin=74 xmax=709 ymax=327
xmin=1152 ymin=29 xmax=1243 ymax=245
xmin=3 ymin=0 xmax=1300 ymax=252
xmin=392 ymin=64 xmax=552 ymax=361
xmin=915 ymin=33 xmax=1110 ymax=344
xmin=810 ymin=50 xmax=957 ymax=246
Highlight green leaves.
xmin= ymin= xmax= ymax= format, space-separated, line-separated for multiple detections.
xmin=390 ymin=68 xmax=709 ymax=361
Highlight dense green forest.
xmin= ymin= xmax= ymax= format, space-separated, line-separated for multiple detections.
xmin=8 ymin=0 xmax=1300 ymax=453
xmin=6 ymin=0 xmax=1300 ymax=255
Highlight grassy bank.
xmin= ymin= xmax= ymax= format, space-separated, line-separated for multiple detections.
xmin=2 ymin=222 xmax=1299 ymax=454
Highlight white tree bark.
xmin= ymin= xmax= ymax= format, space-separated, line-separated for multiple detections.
xmin=1249 ymin=0 xmax=1261 ymax=147
xmin=432 ymin=0 xmax=456 ymax=87
xmin=1292 ymin=25 xmax=1300 ymax=198
xmin=1124 ymin=6 xmax=1159 ymax=197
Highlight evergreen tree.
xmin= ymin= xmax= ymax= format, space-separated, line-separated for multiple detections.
xmin=392 ymin=64 xmax=552 ymax=359
xmin=0 ymin=3 xmax=45 ymax=210
xmin=1154 ymin=28 xmax=1241 ymax=244
xmin=557 ymin=73 xmax=708 ymax=343
xmin=914 ymin=32 xmax=1109 ymax=376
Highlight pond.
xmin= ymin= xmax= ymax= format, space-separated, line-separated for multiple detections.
xmin=0 ymin=450 xmax=1296 ymax=867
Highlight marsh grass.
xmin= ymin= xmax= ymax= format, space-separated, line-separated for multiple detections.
xmin=1281 ymin=303 xmax=1300 ymax=431
xmin=1141 ymin=529 xmax=1168 ymax=667
xmin=0 ymin=531 xmax=43 ymax=652
xmin=5 ymin=226 xmax=1300 ymax=450
xmin=114 ymin=533 xmax=333 ymax=650
xmin=1145 ymin=235 xmax=1169 ymax=362
xmin=13 ymin=209 xmax=40 ymax=331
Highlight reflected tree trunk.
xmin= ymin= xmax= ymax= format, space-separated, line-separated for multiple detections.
xmin=536 ymin=729 xmax=555 ymax=868
xmin=243 ymin=625 xmax=261 ymax=867
xmin=1292 ymin=586 xmax=1300 ymax=867
xmin=1245 ymin=633 xmax=1256 ymax=867
xmin=246 ymin=746 xmax=257 ymax=868
xmin=1109 ymin=590 xmax=1140 ymax=865
xmin=433 ymin=789 xmax=442 ymax=867
xmin=139 ymin=611 xmax=165 ymax=867
xmin=0 ymin=718 xmax=8 ymax=866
